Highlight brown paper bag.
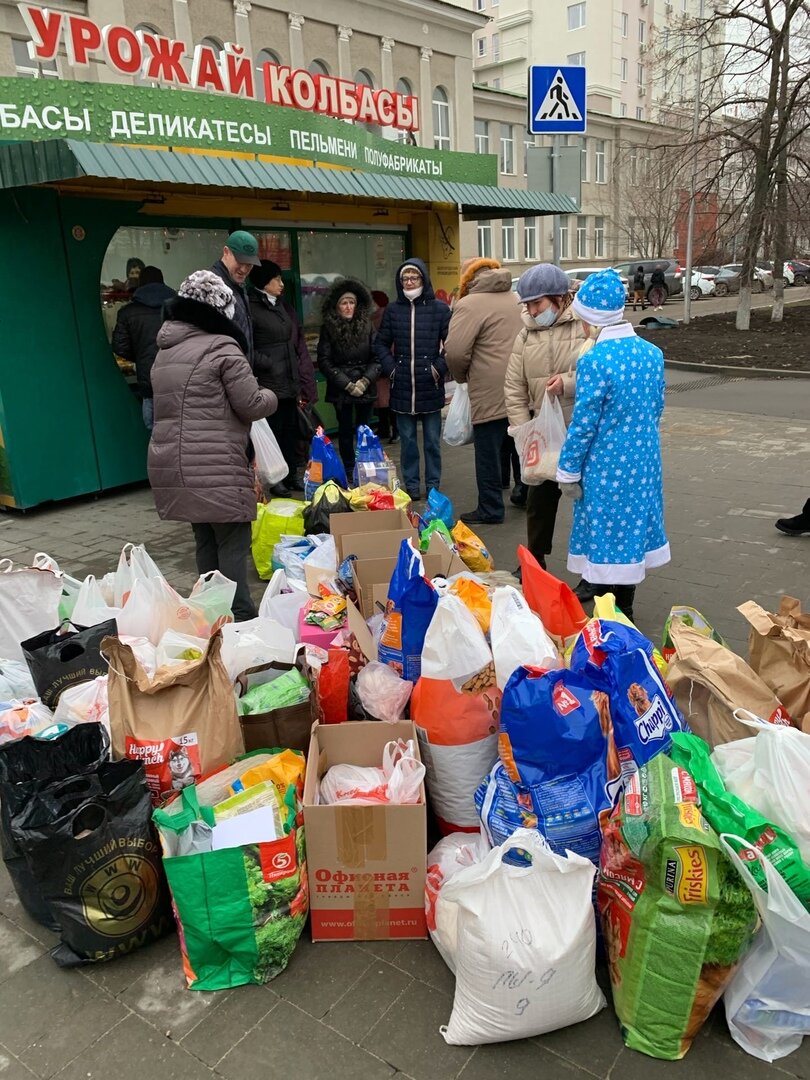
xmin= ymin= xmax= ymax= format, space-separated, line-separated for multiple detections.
xmin=738 ymin=598 xmax=810 ymax=732
xmin=105 ymin=632 xmax=244 ymax=804
xmin=664 ymin=619 xmax=793 ymax=746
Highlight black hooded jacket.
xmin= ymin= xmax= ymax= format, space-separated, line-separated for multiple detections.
xmin=317 ymin=278 xmax=381 ymax=407
xmin=372 ymin=258 xmax=450 ymax=414
xmin=111 ymin=281 xmax=176 ymax=398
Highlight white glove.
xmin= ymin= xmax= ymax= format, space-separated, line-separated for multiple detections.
xmin=560 ymin=481 xmax=583 ymax=501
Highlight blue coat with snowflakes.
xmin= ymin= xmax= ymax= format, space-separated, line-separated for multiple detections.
xmin=557 ymin=323 xmax=670 ymax=584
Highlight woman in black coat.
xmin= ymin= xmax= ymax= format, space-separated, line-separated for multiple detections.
xmin=317 ymin=278 xmax=381 ymax=477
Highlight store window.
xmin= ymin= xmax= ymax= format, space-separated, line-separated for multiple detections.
xmin=576 ymin=216 xmax=588 ymax=258
xmin=255 ymin=48 xmax=282 ymax=99
xmin=477 ymin=221 xmax=492 ymax=258
xmin=500 ymin=124 xmax=515 ymax=174
xmin=501 ymin=219 xmax=516 ymax=261
xmin=12 ymin=37 xmax=57 ymax=78
xmin=524 ymin=217 xmax=537 ymax=261
xmin=432 ymin=86 xmax=451 ymax=151
xmin=474 ymin=119 xmax=490 ymax=155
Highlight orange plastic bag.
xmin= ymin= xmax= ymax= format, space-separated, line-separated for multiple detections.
xmin=449 ymin=578 xmax=492 ymax=635
xmin=517 ymin=545 xmax=588 ymax=641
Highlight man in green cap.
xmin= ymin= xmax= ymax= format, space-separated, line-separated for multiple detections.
xmin=211 ymin=230 xmax=261 ymax=361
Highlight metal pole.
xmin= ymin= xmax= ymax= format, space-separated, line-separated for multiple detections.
xmin=683 ymin=0 xmax=705 ymax=325
xmin=551 ymin=133 xmax=561 ymax=263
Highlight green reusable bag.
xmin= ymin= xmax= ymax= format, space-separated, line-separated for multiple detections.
xmin=251 ymin=499 xmax=306 ymax=580
xmin=153 ymin=778 xmax=307 ymax=991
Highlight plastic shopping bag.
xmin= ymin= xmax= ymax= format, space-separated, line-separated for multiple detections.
xmin=21 ymin=619 xmax=116 ymax=708
xmin=510 ymin=395 xmax=567 ymax=485
xmin=72 ymin=575 xmax=120 ymax=627
xmin=378 ymin=541 xmax=438 ymax=683
xmin=0 ymin=659 xmax=38 ymax=701
xmin=52 ymin=676 xmax=109 ymax=733
xmin=438 ymin=828 xmax=605 ymax=1044
xmin=304 ymin=427 xmax=348 ymax=501
xmin=0 ymin=559 xmax=63 ymax=661
xmin=258 ymin=570 xmax=308 ymax=635
xmin=112 ymin=544 xmax=165 ymax=608
xmin=303 ymin=481 xmax=352 ymax=535
xmin=319 ymin=739 xmax=424 ymax=804
xmin=0 ymin=700 xmax=55 ymax=745
xmin=722 ymin=836 xmax=810 ymax=1063
xmin=451 ymin=522 xmax=495 ymax=573
xmin=490 ymin=586 xmax=560 ymax=690
xmin=517 ymin=545 xmax=588 ymax=641
xmin=32 ymin=553 xmax=83 ymax=624
xmin=250 ymin=420 xmax=288 ymax=491
xmin=443 ymin=383 xmax=473 ymax=446
xmin=422 ymin=488 xmax=455 ymax=530
xmin=425 ymin=831 xmax=490 ymax=970
xmin=251 ymin=499 xmax=306 ymax=580
xmin=356 ymin=661 xmax=412 ymax=723
xmin=421 ymin=594 xmax=494 ymax=694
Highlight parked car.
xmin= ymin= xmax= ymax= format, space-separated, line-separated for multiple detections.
xmin=761 ymin=261 xmax=797 ymax=285
xmin=564 ymin=267 xmax=630 ymax=296
xmin=689 ymin=269 xmax=716 ymax=300
xmin=788 ymin=260 xmax=810 ymax=285
xmin=718 ymin=264 xmax=772 ymax=294
xmin=754 ymin=263 xmax=776 ymax=289
xmin=611 ymin=259 xmax=684 ymax=303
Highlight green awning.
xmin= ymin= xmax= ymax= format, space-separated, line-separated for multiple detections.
xmin=0 ymin=139 xmax=577 ymax=218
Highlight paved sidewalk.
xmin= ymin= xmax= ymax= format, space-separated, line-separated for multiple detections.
xmin=0 ymin=384 xmax=809 ymax=1080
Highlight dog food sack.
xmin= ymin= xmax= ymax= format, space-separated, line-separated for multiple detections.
xmin=106 ymin=633 xmax=243 ymax=805
xmin=665 ymin=619 xmax=792 ymax=745
xmin=570 ymin=620 xmax=687 ymax=779
xmin=378 ymin=540 xmax=438 ymax=684
xmin=599 ymin=752 xmax=756 ymax=1060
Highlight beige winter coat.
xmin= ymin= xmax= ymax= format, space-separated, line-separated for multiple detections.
xmin=444 ymin=266 xmax=524 ymax=424
xmin=504 ymin=306 xmax=582 ymax=427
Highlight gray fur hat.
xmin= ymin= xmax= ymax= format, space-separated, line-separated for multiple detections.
xmin=178 ymin=270 xmax=236 ymax=320
xmin=516 ymin=263 xmax=570 ymax=303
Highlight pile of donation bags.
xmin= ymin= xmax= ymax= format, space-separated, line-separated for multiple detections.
xmin=2 ymin=465 xmax=810 ymax=1065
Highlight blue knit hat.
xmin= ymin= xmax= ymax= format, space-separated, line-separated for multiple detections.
xmin=572 ymin=268 xmax=626 ymax=325
xmin=515 ymin=263 xmax=570 ymax=303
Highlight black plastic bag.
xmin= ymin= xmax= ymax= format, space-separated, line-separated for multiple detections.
xmin=303 ymin=480 xmax=352 ymax=535
xmin=11 ymin=759 xmax=172 ymax=966
xmin=21 ymin=619 xmax=116 ymax=708
xmin=0 ymin=723 xmax=108 ymax=928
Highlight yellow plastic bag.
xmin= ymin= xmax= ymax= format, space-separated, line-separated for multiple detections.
xmin=347 ymin=483 xmax=412 ymax=511
xmin=228 ymin=749 xmax=306 ymax=799
xmin=449 ymin=578 xmax=493 ymax=635
xmin=251 ymin=499 xmax=305 ymax=580
xmin=451 ymin=521 xmax=495 ymax=573
xmin=562 ymin=594 xmax=668 ymax=675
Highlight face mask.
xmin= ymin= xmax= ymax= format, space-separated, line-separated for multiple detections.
xmin=403 ymin=286 xmax=423 ymax=301
xmin=533 ymin=307 xmax=557 ymax=328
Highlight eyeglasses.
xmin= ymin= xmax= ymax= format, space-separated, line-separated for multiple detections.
xmin=401 ymin=274 xmax=422 ymax=283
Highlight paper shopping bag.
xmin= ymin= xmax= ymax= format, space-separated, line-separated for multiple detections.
xmin=738 ymin=597 xmax=810 ymax=732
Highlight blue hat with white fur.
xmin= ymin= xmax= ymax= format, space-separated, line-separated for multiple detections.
xmin=572 ymin=268 xmax=626 ymax=325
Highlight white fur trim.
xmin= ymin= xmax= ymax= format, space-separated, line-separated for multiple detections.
xmin=556 ymin=468 xmax=581 ymax=483
xmin=596 ymin=322 xmax=636 ymax=342
xmin=572 ymin=297 xmax=625 ymax=325
xmin=567 ymin=543 xmax=671 ymax=585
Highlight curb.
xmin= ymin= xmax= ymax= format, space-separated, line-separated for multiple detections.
xmin=663 ymin=357 xmax=810 ymax=379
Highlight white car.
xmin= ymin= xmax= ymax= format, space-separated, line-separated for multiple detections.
xmin=689 ymin=270 xmax=716 ymax=300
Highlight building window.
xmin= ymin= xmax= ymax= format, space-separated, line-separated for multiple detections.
xmin=628 ymin=216 xmax=638 ymax=255
xmin=594 ymin=216 xmax=605 ymax=258
xmin=621 ymin=103 xmax=628 ymax=116
xmin=637 ymin=62 xmax=645 ymax=85
xmin=475 ymin=119 xmax=490 ymax=154
xmin=629 ymin=147 xmax=638 ymax=181
xmin=309 ymin=59 xmax=330 ymax=76
xmin=200 ymin=36 xmax=224 ymax=59
xmin=595 ymin=139 xmax=607 ymax=183
xmin=131 ymin=25 xmax=163 ymax=86
xmin=255 ymin=48 xmax=281 ymax=97
xmin=502 ymin=219 xmax=516 ymax=261
xmin=524 ymin=137 xmax=536 ymax=175
xmin=476 ymin=0 xmax=485 ymax=10
xmin=682 ymin=0 xmax=688 ymax=10
xmin=621 ymin=57 xmax=628 ymax=81
xmin=559 ymin=218 xmax=570 ymax=259
xmin=492 ymin=77 xmax=501 ymax=89
xmin=354 ymin=69 xmax=374 ymax=88
xmin=636 ymin=105 xmax=643 ymax=120
xmin=568 ymin=51 xmax=586 ymax=66
xmin=432 ymin=86 xmax=451 ymax=151
xmin=476 ymin=37 xmax=486 ymax=57
xmin=580 ymin=136 xmax=589 ymax=181
xmin=524 ymin=217 xmax=537 ymax=260
xmin=568 ymin=3 xmax=586 ymax=31
xmin=638 ymin=20 xmax=646 ymax=44
xmin=11 ymin=38 xmax=58 ymax=78
xmin=500 ymin=123 xmax=515 ymax=174
xmin=576 ymin=216 xmax=588 ymax=258
xmin=492 ymin=0 xmax=500 ymax=7
xmin=477 ymin=220 xmax=492 ymax=258
xmin=492 ymin=33 xmax=500 ymax=61
xmin=621 ymin=12 xmax=628 ymax=37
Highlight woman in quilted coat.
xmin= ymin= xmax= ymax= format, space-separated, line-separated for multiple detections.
xmin=373 ymin=258 xmax=451 ymax=500
xmin=148 ymin=270 xmax=277 ymax=621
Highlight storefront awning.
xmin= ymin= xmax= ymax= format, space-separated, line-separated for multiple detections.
xmin=0 ymin=139 xmax=577 ymax=219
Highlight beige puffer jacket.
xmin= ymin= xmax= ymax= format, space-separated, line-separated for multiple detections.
xmin=504 ymin=305 xmax=583 ymax=427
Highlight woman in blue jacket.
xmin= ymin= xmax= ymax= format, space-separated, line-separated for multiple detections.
xmin=373 ymin=259 xmax=451 ymax=499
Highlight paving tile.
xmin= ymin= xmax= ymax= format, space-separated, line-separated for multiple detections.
xmin=217 ymin=999 xmax=394 ymax=1080
xmin=0 ymin=916 xmax=45 ymax=986
xmin=459 ymin=1041 xmax=593 ymax=1080
xmin=0 ymin=954 xmax=127 ymax=1078
xmin=390 ymin=939 xmax=455 ymax=998
xmin=269 ymin=936 xmax=372 ymax=1019
xmin=323 ymin=958 xmax=413 ymax=1043
xmin=0 ymin=1044 xmax=39 ymax=1079
xmin=179 ymin=983 xmax=277 ymax=1068
xmin=51 ymin=1013 xmax=213 ymax=1080
xmin=610 ymin=1029 xmax=790 ymax=1080
xmin=357 ymin=939 xmax=408 ymax=962
xmin=84 ymin=932 xmax=181 ymax=997
xmin=361 ymin=981 xmax=472 ymax=1080
xmin=119 ymin=959 xmax=230 ymax=1041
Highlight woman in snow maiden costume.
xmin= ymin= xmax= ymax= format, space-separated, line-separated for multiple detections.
xmin=555 ymin=268 xmax=669 ymax=621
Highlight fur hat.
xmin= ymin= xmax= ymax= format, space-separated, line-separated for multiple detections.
xmin=178 ymin=270 xmax=235 ymax=320
xmin=516 ymin=263 xmax=570 ymax=304
xmin=458 ymin=257 xmax=501 ymax=299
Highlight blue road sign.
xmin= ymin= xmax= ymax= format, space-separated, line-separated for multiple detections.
xmin=528 ymin=66 xmax=587 ymax=134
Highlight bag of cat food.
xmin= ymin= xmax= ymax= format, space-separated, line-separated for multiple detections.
xmin=599 ymin=752 xmax=756 ymax=1060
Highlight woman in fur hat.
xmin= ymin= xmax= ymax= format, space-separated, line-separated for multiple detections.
xmin=317 ymin=278 xmax=381 ymax=477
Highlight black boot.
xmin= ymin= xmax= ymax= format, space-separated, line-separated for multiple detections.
xmin=510 ymin=483 xmax=528 ymax=507
xmin=613 ymin=585 xmax=637 ymax=623
xmin=775 ymin=498 xmax=810 ymax=536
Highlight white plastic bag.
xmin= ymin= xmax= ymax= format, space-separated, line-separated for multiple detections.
xmin=155 ymin=629 xmax=209 ymax=669
xmin=490 ymin=586 xmax=561 ymax=690
xmin=117 ymin=572 xmax=235 ymax=644
xmin=509 ymin=394 xmax=567 ymax=485
xmin=71 ymin=574 xmax=121 ymax=628
xmin=33 ymin=552 xmax=82 ymax=622
xmin=0 ymin=559 xmax=63 ymax=661
xmin=251 ymin=420 xmax=288 ymax=488
xmin=53 ymin=676 xmax=109 ymax=733
xmin=219 ymin=618 xmax=296 ymax=683
xmin=722 ymin=835 xmax=810 ymax=1062
xmin=258 ymin=569 xmax=309 ymax=636
xmin=320 ymin=739 xmax=424 ymax=805
xmin=443 ymin=383 xmax=473 ymax=447
xmin=0 ymin=659 xmax=38 ymax=701
xmin=713 ymin=710 xmax=810 ymax=862
xmin=0 ymin=699 xmax=55 ymax=745
xmin=356 ymin=661 xmax=413 ymax=722
xmin=426 ymin=831 xmax=491 ymax=971
xmin=113 ymin=543 xmax=165 ymax=607
xmin=437 ymin=827 xmax=605 ymax=1045
xmin=421 ymin=594 xmax=493 ymax=692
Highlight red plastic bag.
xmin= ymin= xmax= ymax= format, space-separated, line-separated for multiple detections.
xmin=314 ymin=646 xmax=350 ymax=724
xmin=517 ymin=545 xmax=588 ymax=640
xmin=368 ymin=491 xmax=395 ymax=511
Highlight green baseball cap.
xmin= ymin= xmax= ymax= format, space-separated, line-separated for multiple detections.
xmin=225 ymin=229 xmax=261 ymax=266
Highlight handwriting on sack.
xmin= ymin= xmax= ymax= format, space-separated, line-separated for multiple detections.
xmin=494 ymin=928 xmax=557 ymax=1015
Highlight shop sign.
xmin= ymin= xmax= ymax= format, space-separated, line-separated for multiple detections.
xmin=0 ymin=78 xmax=497 ymax=184
xmin=17 ymin=4 xmax=418 ymax=130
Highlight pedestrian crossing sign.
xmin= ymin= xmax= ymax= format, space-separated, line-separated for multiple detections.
xmin=528 ymin=66 xmax=587 ymax=134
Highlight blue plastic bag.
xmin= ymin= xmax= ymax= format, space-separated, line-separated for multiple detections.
xmin=304 ymin=427 xmax=348 ymax=501
xmin=421 ymin=488 xmax=454 ymax=530
xmin=355 ymin=425 xmax=385 ymax=464
xmin=377 ymin=540 xmax=438 ymax=683
xmin=569 ymin=620 xmax=687 ymax=778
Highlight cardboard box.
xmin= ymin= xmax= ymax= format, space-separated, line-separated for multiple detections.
xmin=304 ymin=720 xmax=427 ymax=941
xmin=329 ymin=509 xmax=417 ymax=562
